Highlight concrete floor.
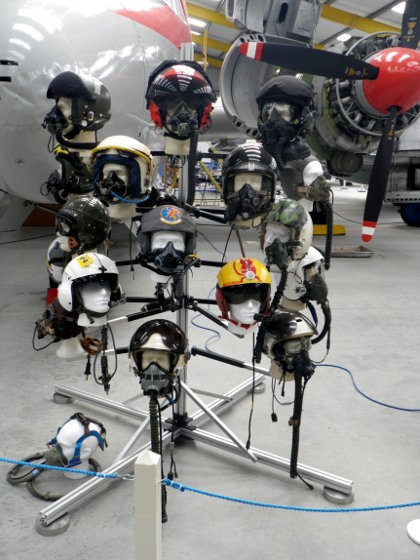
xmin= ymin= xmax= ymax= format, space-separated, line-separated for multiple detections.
xmin=1 ymin=187 xmax=420 ymax=559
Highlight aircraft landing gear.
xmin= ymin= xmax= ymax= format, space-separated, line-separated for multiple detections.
xmin=399 ymin=203 xmax=420 ymax=227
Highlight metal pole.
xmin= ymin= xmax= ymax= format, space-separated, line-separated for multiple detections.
xmin=135 ymin=450 xmax=162 ymax=560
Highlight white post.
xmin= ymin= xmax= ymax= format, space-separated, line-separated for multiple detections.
xmin=135 ymin=450 xmax=162 ymax=560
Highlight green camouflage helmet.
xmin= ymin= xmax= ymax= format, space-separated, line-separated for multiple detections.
xmin=265 ymin=199 xmax=307 ymax=232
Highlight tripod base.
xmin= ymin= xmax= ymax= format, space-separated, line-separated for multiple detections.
xmin=323 ymin=486 xmax=354 ymax=505
xmin=35 ymin=513 xmax=71 ymax=536
xmin=37 ymin=375 xmax=354 ymax=532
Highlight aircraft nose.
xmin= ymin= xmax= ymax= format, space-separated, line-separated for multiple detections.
xmin=362 ymin=47 xmax=420 ymax=115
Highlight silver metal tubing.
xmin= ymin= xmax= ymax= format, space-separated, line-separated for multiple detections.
xmin=54 ymin=384 xmax=149 ymax=421
xmin=190 ymin=373 xmax=265 ymax=425
xmin=181 ymin=427 xmax=354 ymax=496
xmin=114 ymin=417 xmax=151 ymax=463
xmin=180 ymin=381 xmax=257 ymax=463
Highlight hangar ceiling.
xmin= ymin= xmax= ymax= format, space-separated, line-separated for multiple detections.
xmin=186 ymin=0 xmax=408 ymax=89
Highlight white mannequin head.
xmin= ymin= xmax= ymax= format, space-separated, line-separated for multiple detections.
xmin=56 ymin=418 xmax=102 ymax=478
xmin=227 ymin=298 xmax=260 ymax=335
xmin=56 ymin=233 xmax=77 ymax=253
xmin=79 ymin=280 xmax=111 ymax=314
xmin=151 ymin=230 xmax=185 ymax=252
xmin=77 ymin=280 xmax=111 ymax=327
xmin=57 ymin=97 xmax=73 ymax=135
xmin=102 ymin=162 xmax=130 ymax=185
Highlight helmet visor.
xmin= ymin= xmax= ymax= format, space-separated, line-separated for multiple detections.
xmin=261 ymin=102 xmax=296 ymax=123
xmin=223 ymin=284 xmax=270 ymax=306
xmin=56 ymin=214 xmax=77 ymax=237
xmin=155 ymin=94 xmax=208 ymax=112
xmin=136 ymin=322 xmax=187 ymax=353
xmin=225 ymin=173 xmax=274 ymax=196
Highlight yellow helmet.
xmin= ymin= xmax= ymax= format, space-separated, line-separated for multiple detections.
xmin=216 ymin=258 xmax=271 ymax=320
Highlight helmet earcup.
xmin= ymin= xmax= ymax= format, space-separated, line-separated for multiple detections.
xmin=216 ymin=286 xmax=229 ymax=320
xmin=150 ymin=100 xmax=162 ymax=128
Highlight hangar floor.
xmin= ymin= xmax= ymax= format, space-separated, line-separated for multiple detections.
xmin=1 ymin=186 xmax=420 ymax=560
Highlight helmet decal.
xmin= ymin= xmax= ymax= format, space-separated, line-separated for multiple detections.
xmin=77 ymin=254 xmax=94 ymax=268
xmin=160 ymin=206 xmax=183 ymax=225
xmin=234 ymin=259 xmax=259 ymax=283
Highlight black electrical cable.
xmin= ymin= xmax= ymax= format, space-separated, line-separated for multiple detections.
xmin=186 ymin=129 xmax=198 ymax=206
xmin=7 ymin=452 xmax=46 ymax=484
xmin=221 ymin=224 xmax=234 ymax=264
xmin=26 ymin=457 xmax=101 ymax=501
xmin=246 ymin=335 xmax=256 ymax=450
xmin=32 ymin=326 xmax=58 ymax=351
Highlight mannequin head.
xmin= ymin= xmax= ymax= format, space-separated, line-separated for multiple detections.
xmin=216 ymin=258 xmax=272 ymax=335
xmin=58 ymin=253 xmax=121 ymax=327
xmin=129 ymin=319 xmax=187 ymax=396
xmin=90 ymin=135 xmax=154 ymax=208
xmin=43 ymin=71 xmax=111 ymax=149
xmin=222 ymin=143 xmax=276 ymax=228
xmin=55 ymin=196 xmax=111 ymax=255
xmin=263 ymin=310 xmax=316 ymax=381
xmin=46 ymin=413 xmax=107 ymax=478
xmin=137 ymin=205 xmax=197 ymax=274
xmin=78 ymin=280 xmax=112 ymax=314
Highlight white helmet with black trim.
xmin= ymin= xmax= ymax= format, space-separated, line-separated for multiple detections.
xmin=58 ymin=253 xmax=121 ymax=314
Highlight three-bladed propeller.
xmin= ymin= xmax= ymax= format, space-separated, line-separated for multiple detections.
xmin=240 ymin=0 xmax=420 ymax=242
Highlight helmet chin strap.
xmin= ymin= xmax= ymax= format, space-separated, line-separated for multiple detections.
xmin=55 ymin=131 xmax=98 ymax=151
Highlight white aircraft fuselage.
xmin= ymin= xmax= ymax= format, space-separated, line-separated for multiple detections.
xmin=0 ymin=0 xmax=191 ymax=206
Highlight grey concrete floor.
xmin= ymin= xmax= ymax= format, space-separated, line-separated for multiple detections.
xmin=1 ymin=187 xmax=420 ymax=559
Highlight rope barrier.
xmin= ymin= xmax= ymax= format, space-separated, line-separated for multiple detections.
xmin=3 ymin=456 xmax=420 ymax=513
xmin=0 ymin=457 xmax=134 ymax=480
xmin=163 ymin=479 xmax=420 ymax=513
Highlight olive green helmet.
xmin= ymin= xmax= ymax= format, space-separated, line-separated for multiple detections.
xmin=56 ymin=196 xmax=111 ymax=252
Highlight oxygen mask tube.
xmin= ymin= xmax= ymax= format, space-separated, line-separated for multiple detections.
xmin=186 ymin=126 xmax=198 ymax=206
xmin=149 ymin=395 xmax=168 ymax=523
xmin=323 ymin=199 xmax=333 ymax=271
xmin=288 ymin=349 xmax=315 ymax=486
xmin=253 ymin=263 xmax=288 ymax=364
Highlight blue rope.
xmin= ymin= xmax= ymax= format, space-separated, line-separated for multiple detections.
xmin=0 ymin=457 xmax=117 ymax=479
xmin=163 ymin=479 xmax=420 ymax=513
xmin=319 ymin=364 xmax=420 ymax=412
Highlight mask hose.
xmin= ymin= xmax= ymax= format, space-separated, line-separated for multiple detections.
xmin=253 ymin=264 xmax=288 ymax=364
xmin=149 ymin=396 xmax=168 ymax=523
xmin=186 ymin=129 xmax=198 ymax=206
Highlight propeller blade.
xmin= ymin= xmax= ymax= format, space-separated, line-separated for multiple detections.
xmin=401 ymin=0 xmax=420 ymax=49
xmin=362 ymin=107 xmax=398 ymax=243
xmin=239 ymin=42 xmax=379 ymax=80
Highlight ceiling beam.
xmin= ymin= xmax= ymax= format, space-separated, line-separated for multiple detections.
xmin=186 ymin=2 xmax=236 ymax=29
xmin=321 ymin=5 xmax=399 ymax=35
xmin=186 ymin=1 xmax=401 ymax=37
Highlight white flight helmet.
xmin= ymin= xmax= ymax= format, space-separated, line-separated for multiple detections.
xmin=90 ymin=135 xmax=154 ymax=203
xmin=58 ymin=252 xmax=121 ymax=314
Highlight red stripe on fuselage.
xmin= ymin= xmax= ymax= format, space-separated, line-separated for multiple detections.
xmin=115 ymin=5 xmax=191 ymax=49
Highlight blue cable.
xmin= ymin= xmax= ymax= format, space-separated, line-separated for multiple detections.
xmin=319 ymin=363 xmax=420 ymax=413
xmin=110 ymin=191 xmax=150 ymax=204
xmin=0 ymin=457 xmax=118 ymax=479
xmin=163 ymin=478 xmax=420 ymax=512
xmin=190 ymin=286 xmax=221 ymax=353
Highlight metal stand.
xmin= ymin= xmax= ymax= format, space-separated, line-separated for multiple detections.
xmin=37 ymin=200 xmax=354 ymax=533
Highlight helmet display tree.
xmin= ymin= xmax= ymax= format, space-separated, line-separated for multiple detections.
xmin=44 ymin=229 xmax=351 ymax=533
xmin=37 ymin=69 xmax=350 ymax=536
